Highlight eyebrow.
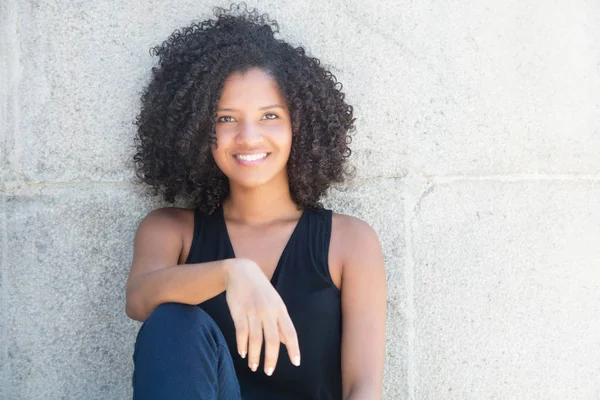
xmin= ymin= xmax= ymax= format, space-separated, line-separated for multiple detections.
xmin=217 ymin=104 xmax=285 ymax=112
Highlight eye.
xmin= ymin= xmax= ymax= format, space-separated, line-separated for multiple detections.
xmin=262 ymin=113 xmax=278 ymax=120
xmin=217 ymin=115 xmax=235 ymax=123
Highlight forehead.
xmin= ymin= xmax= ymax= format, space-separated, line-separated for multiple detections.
xmin=218 ymin=68 xmax=286 ymax=108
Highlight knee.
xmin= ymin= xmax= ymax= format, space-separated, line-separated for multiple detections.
xmin=134 ymin=303 xmax=223 ymax=359
xmin=144 ymin=303 xmax=217 ymax=332
xmin=136 ymin=303 xmax=221 ymax=346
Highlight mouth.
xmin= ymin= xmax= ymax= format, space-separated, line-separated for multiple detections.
xmin=233 ymin=152 xmax=270 ymax=165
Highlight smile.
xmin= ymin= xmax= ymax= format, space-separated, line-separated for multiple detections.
xmin=233 ymin=152 xmax=270 ymax=165
xmin=234 ymin=153 xmax=268 ymax=161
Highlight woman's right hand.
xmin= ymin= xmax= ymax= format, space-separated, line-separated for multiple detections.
xmin=224 ymin=258 xmax=301 ymax=376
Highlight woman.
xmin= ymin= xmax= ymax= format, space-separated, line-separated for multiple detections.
xmin=126 ymin=4 xmax=386 ymax=399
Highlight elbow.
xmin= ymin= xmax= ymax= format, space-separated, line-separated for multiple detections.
xmin=125 ymin=302 xmax=142 ymax=322
xmin=343 ymin=383 xmax=382 ymax=400
xmin=125 ymin=288 xmax=148 ymax=322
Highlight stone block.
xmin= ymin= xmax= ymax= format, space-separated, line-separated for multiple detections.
xmin=6 ymin=0 xmax=411 ymax=183
xmin=1 ymin=178 xmax=406 ymax=399
xmin=399 ymin=2 xmax=600 ymax=175
xmin=411 ymin=180 xmax=600 ymax=399
xmin=7 ymin=1 xmax=218 ymax=183
xmin=2 ymin=183 xmax=160 ymax=399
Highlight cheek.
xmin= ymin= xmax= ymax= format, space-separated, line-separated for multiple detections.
xmin=269 ymin=124 xmax=292 ymax=151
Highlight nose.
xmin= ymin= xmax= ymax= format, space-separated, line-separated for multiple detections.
xmin=235 ymin=120 xmax=264 ymax=146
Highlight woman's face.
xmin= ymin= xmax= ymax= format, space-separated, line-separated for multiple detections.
xmin=212 ymin=67 xmax=293 ymax=190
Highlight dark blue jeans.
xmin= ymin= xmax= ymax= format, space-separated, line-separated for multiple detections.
xmin=132 ymin=303 xmax=242 ymax=400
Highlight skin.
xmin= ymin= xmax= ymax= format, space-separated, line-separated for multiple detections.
xmin=126 ymin=68 xmax=387 ymax=399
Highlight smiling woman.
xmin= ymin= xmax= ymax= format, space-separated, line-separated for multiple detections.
xmin=132 ymin=5 xmax=354 ymax=215
xmin=126 ymin=3 xmax=386 ymax=400
xmin=212 ymin=69 xmax=293 ymax=189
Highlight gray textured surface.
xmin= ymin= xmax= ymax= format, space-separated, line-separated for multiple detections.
xmin=2 ymin=184 xmax=160 ymax=400
xmin=411 ymin=181 xmax=600 ymax=399
xmin=1 ymin=0 xmax=600 ymax=399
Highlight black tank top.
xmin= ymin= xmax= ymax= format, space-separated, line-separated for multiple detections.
xmin=185 ymin=205 xmax=342 ymax=400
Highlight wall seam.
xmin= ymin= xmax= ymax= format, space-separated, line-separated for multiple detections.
xmin=0 ymin=196 xmax=7 ymax=400
xmin=402 ymin=175 xmax=422 ymax=400
xmin=1 ymin=173 xmax=599 ymax=193
xmin=428 ymin=173 xmax=600 ymax=182
xmin=0 ymin=0 xmax=19 ymax=397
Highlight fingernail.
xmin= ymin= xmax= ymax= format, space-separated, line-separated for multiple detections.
xmin=292 ymin=356 xmax=301 ymax=366
xmin=250 ymin=363 xmax=258 ymax=372
xmin=240 ymin=351 xmax=246 ymax=359
xmin=266 ymin=367 xmax=274 ymax=376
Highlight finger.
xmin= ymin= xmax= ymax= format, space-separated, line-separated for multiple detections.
xmin=247 ymin=314 xmax=263 ymax=372
xmin=278 ymin=313 xmax=301 ymax=366
xmin=232 ymin=315 xmax=249 ymax=359
xmin=262 ymin=317 xmax=280 ymax=376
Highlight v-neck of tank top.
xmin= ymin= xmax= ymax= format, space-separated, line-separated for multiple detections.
xmin=218 ymin=206 xmax=307 ymax=285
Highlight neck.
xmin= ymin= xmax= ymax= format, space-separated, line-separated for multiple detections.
xmin=223 ymin=181 xmax=300 ymax=225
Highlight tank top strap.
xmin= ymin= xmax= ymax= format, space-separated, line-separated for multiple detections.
xmin=185 ymin=207 xmax=230 ymax=265
xmin=297 ymin=207 xmax=336 ymax=287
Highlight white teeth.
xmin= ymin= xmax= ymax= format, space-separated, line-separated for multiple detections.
xmin=235 ymin=153 xmax=267 ymax=161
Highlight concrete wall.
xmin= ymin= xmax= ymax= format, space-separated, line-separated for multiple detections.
xmin=1 ymin=1 xmax=599 ymax=399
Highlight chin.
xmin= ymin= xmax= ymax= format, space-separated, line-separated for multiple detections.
xmin=225 ymin=166 xmax=288 ymax=190
xmin=228 ymin=174 xmax=277 ymax=189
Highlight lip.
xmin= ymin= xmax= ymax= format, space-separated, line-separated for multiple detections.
xmin=232 ymin=152 xmax=270 ymax=166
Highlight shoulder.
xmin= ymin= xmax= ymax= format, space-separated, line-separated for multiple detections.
xmin=330 ymin=212 xmax=383 ymax=271
xmin=135 ymin=207 xmax=195 ymax=246
xmin=135 ymin=207 xmax=196 ymax=264
xmin=332 ymin=212 xmax=380 ymax=249
xmin=137 ymin=207 xmax=194 ymax=233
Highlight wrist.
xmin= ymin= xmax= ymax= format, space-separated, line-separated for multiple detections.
xmin=221 ymin=258 xmax=236 ymax=286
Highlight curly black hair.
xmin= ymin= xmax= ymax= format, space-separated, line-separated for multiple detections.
xmin=133 ymin=3 xmax=355 ymax=214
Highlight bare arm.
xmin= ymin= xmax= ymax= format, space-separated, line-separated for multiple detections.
xmin=337 ymin=216 xmax=387 ymax=400
xmin=125 ymin=208 xmax=230 ymax=322
xmin=125 ymin=207 xmax=301 ymax=376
